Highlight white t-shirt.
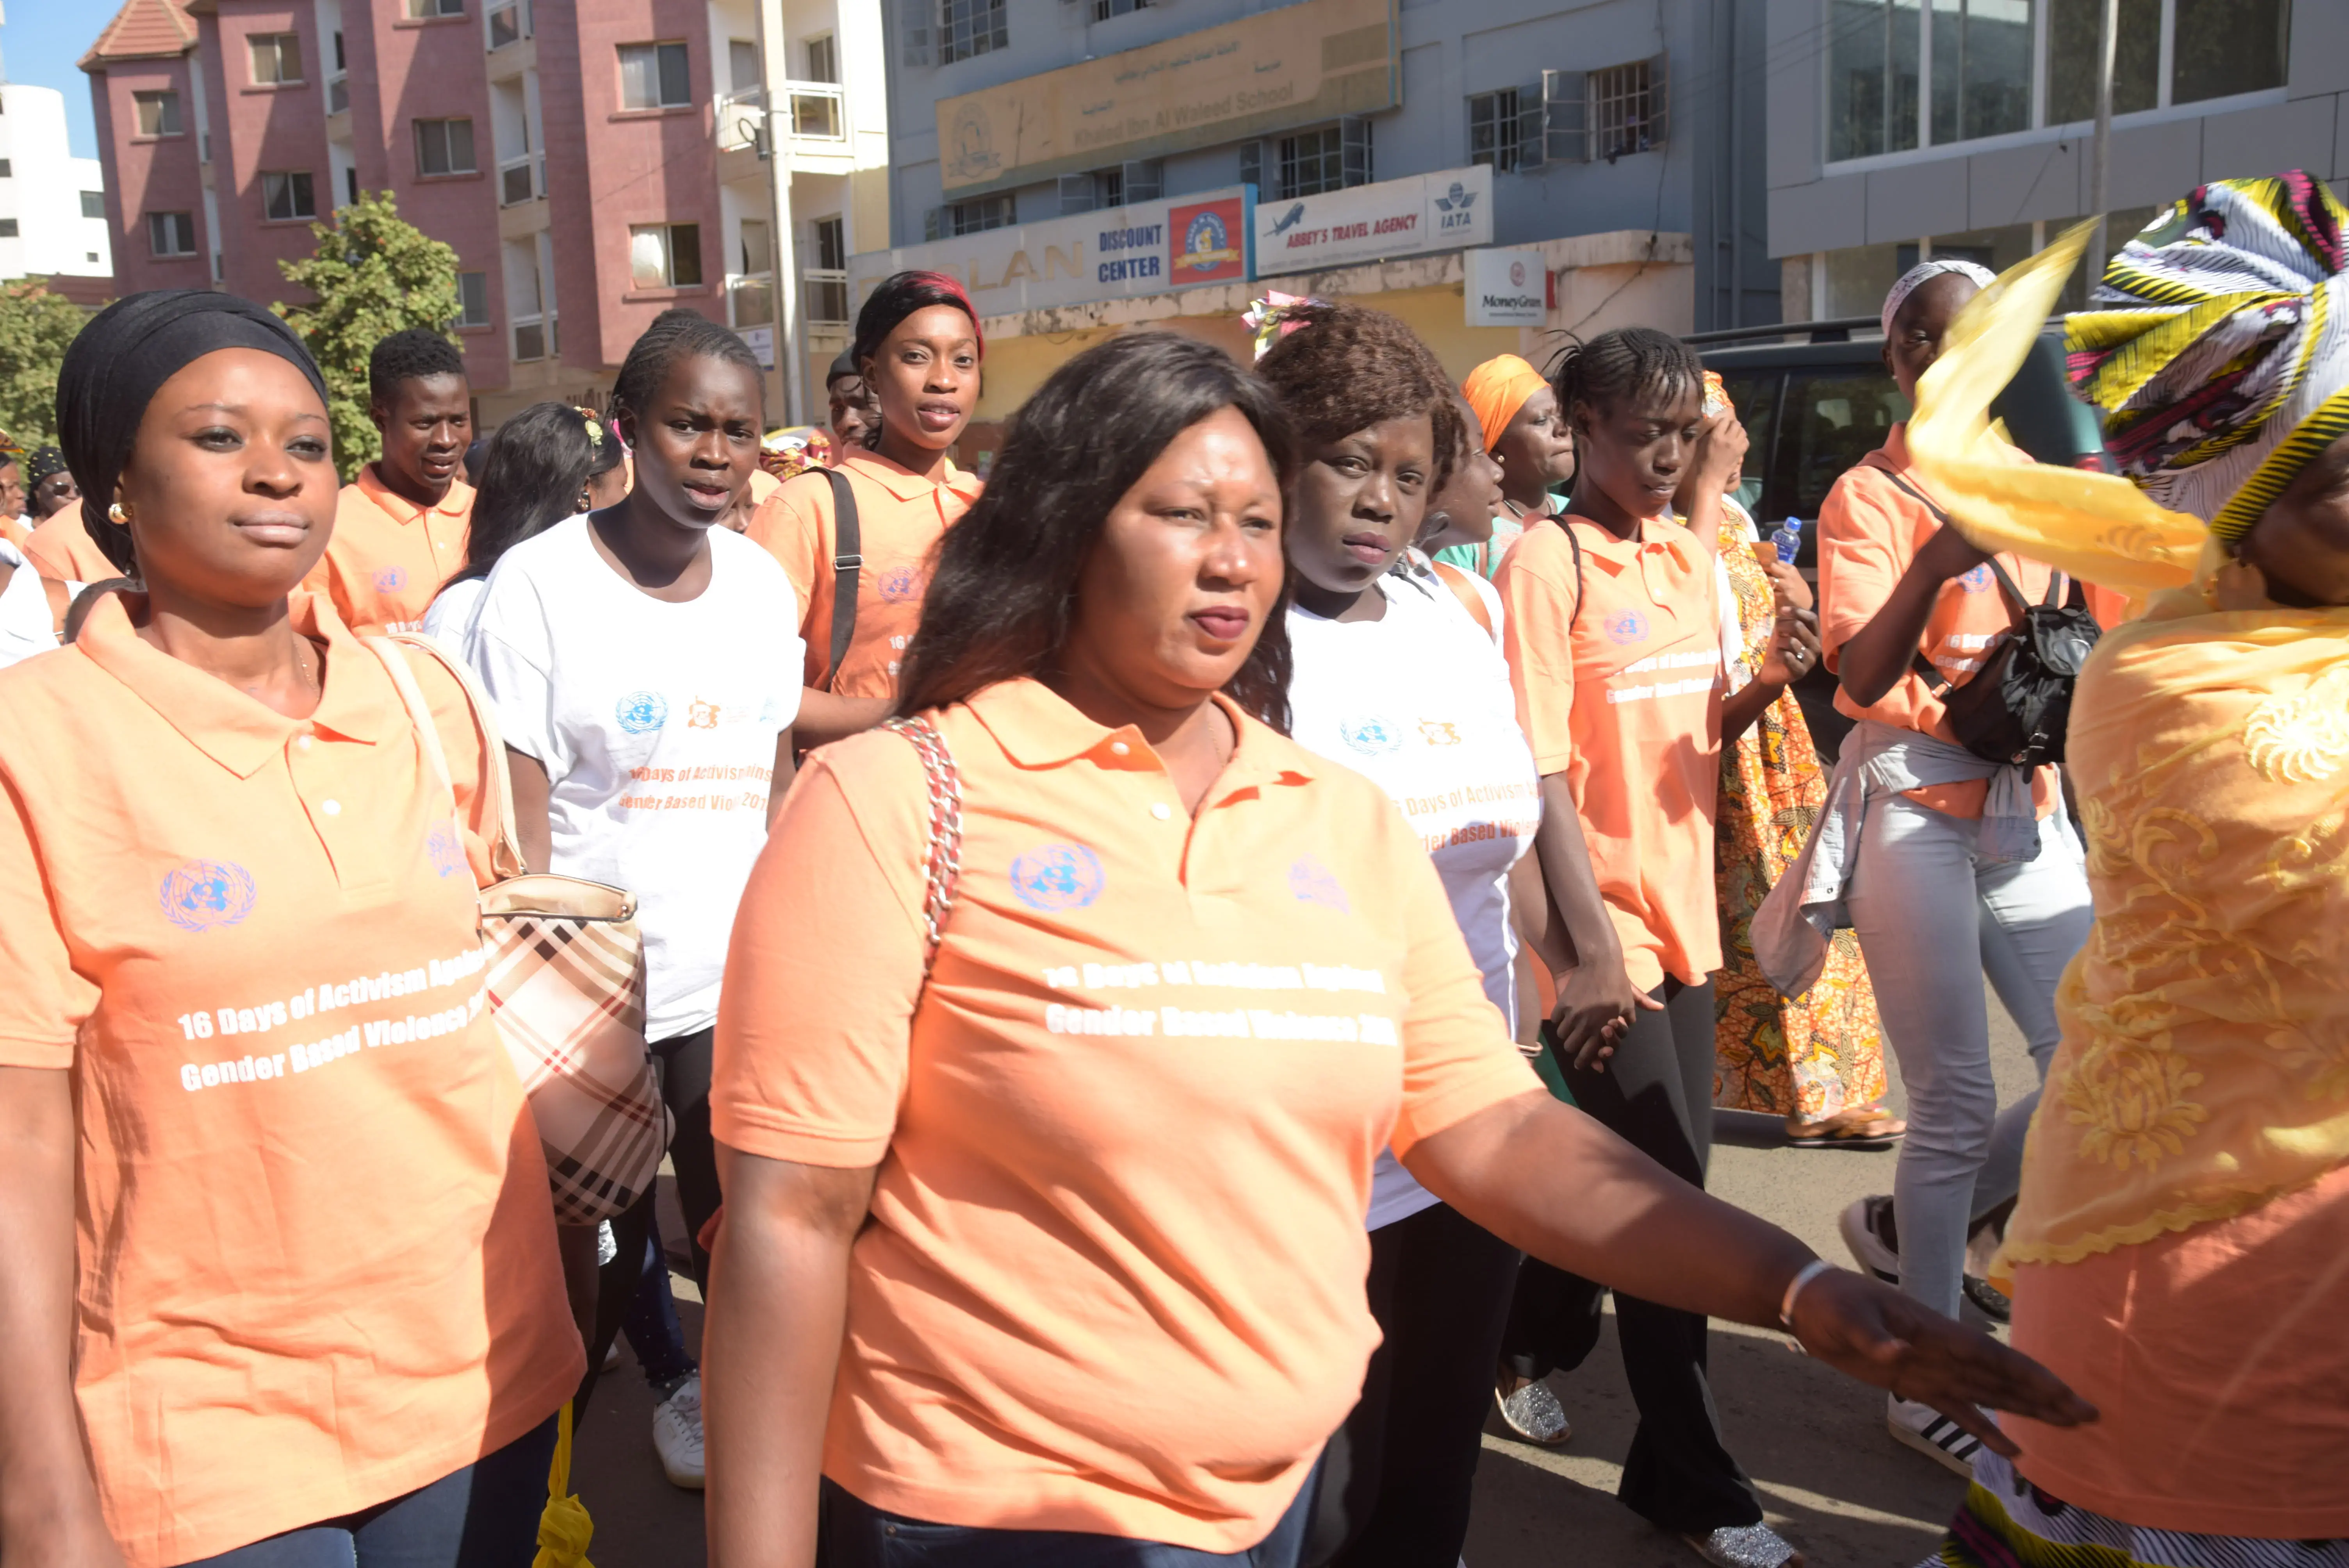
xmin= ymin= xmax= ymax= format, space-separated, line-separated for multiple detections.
xmin=420 ymin=572 xmax=488 ymax=649
xmin=467 ymin=517 xmax=806 ymax=1040
xmin=0 ymin=540 xmax=70 ymax=670
xmin=1286 ymin=567 xmax=1542 ymax=1229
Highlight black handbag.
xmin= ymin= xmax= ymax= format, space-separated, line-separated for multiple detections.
xmin=1884 ymin=471 xmax=2101 ymax=768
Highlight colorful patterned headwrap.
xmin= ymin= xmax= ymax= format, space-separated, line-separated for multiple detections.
xmin=1461 ymin=355 xmax=1547 ymax=452
xmin=2067 ymin=171 xmax=2349 ymax=540
xmin=1243 ymin=292 xmax=1328 ymax=361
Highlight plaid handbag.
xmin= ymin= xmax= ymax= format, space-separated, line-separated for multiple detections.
xmin=367 ymin=633 xmax=672 ymax=1226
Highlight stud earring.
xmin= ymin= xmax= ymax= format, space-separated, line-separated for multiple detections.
xmin=107 ymin=501 xmax=132 ymax=525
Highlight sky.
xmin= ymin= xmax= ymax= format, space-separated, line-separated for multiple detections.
xmin=2 ymin=2 xmax=105 ymax=160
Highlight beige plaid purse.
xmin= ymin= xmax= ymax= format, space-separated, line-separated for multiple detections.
xmin=367 ymin=633 xmax=672 ymax=1226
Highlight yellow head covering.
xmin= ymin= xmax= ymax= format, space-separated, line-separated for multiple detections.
xmin=1461 ymin=355 xmax=1547 ymax=453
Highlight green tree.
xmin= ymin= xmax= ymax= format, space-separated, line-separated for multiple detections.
xmin=275 ymin=190 xmax=464 ymax=479
xmin=0 ymin=280 xmax=98 ymax=448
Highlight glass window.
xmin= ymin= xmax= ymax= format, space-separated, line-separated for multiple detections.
xmin=740 ymin=218 xmax=773 ymax=276
xmin=1469 ymin=89 xmax=1523 ymax=173
xmin=83 ymin=191 xmax=107 ymax=219
xmin=148 ymin=210 xmax=198 ymax=256
xmin=1824 ymin=241 xmax=1905 ymax=319
xmin=2172 ymin=0 xmax=2289 ymax=104
xmin=1278 ymin=127 xmax=1345 ymax=198
xmin=1714 ymin=369 xmax=1783 ymax=496
xmin=2046 ymin=0 xmax=2157 ymax=122
xmin=262 ymin=171 xmax=316 ymax=220
xmin=1591 ymin=58 xmax=1663 ymax=158
xmin=629 ymin=223 xmax=703 ymax=288
xmin=0 ymin=159 xmax=11 ymax=176
xmin=415 ymin=118 xmax=477 ymax=176
xmin=813 ymin=214 xmax=847 ymax=272
xmin=804 ymin=35 xmax=837 ymax=84
xmin=456 ymin=271 xmax=489 ymax=328
xmin=1779 ymin=369 xmax=1912 ymax=519
xmin=939 ymin=0 xmax=1008 ymax=64
xmin=1930 ymin=0 xmax=2032 ymax=144
xmin=407 ymin=0 xmax=464 ymax=15
xmin=1092 ymin=0 xmax=1149 ymax=16
xmin=135 ymin=89 xmax=184 ymax=136
xmin=1827 ymin=0 xmax=1921 ymax=159
xmin=730 ymin=40 xmax=762 ymax=93
xmin=0 ymin=219 xmax=17 ymax=238
xmin=249 ymin=32 xmax=303 ymax=85
xmin=619 ymin=42 xmax=692 ymax=108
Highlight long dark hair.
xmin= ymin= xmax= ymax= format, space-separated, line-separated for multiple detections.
xmin=451 ymin=402 xmax=597 ymax=583
xmin=895 ymin=333 xmax=1299 ymax=729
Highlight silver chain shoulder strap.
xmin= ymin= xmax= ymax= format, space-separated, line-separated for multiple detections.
xmin=881 ymin=715 xmax=963 ymax=976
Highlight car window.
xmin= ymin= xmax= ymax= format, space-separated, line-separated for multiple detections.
xmin=1715 ymin=369 xmax=1781 ymax=503
xmin=1780 ymin=369 xmax=1911 ymax=520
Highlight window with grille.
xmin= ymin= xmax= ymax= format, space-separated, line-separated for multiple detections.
xmin=415 ymin=117 xmax=477 ymax=175
xmin=456 ymin=271 xmax=490 ymax=328
xmin=629 ymin=223 xmax=704 ymax=288
xmin=1278 ymin=127 xmax=1345 ymax=199
xmin=83 ymin=191 xmax=107 ymax=219
xmin=148 ymin=210 xmax=198 ymax=256
xmin=134 ymin=90 xmax=184 ymax=137
xmin=1092 ymin=0 xmax=1149 ymax=18
xmin=1468 ymin=89 xmax=1524 ymax=172
xmin=262 ymin=171 xmax=316 ymax=220
xmin=249 ymin=33 xmax=303 ymax=85
xmin=945 ymin=195 xmax=1012 ymax=236
xmin=1590 ymin=58 xmax=1663 ymax=159
xmin=619 ymin=43 xmax=693 ymax=109
xmin=939 ymin=0 xmax=1007 ymax=64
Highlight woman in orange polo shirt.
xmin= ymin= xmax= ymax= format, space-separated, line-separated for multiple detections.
xmin=1805 ymin=262 xmax=2094 ymax=1474
xmin=1492 ymin=327 xmax=1821 ymax=1568
xmin=747 ymin=271 xmax=985 ymax=748
xmin=0 ymin=291 xmax=583 ymax=1568
xmin=699 ymin=331 xmax=2089 ymax=1568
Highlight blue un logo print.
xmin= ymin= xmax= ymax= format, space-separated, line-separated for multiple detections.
xmin=160 ymin=859 xmax=257 ymax=932
xmin=1340 ymin=715 xmax=1404 ymax=757
xmin=1604 ymin=608 xmax=1650 ymax=645
xmin=615 ymin=690 xmax=670 ymax=734
xmin=426 ymin=822 xmax=464 ymax=878
xmin=1289 ymin=855 xmax=1349 ymax=912
xmin=1959 ymin=565 xmax=1994 ymax=593
xmin=372 ymin=566 xmax=407 ymax=592
xmin=877 ymin=566 xmax=923 ymax=603
xmin=1009 ymin=843 xmax=1107 ymax=911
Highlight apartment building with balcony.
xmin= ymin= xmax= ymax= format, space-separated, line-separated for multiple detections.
xmin=1765 ymin=0 xmax=2347 ymax=322
xmin=81 ymin=0 xmax=889 ymax=426
xmin=858 ymin=0 xmax=1780 ymax=433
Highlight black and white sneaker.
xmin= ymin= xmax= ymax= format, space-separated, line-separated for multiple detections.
xmin=1837 ymin=1195 xmax=1900 ymax=1284
xmin=1887 ymin=1395 xmax=1984 ymax=1476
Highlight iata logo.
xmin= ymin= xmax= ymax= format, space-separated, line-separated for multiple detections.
xmin=1435 ymin=181 xmax=1478 ymax=231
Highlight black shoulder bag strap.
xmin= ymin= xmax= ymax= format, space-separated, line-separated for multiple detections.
xmin=823 ymin=467 xmax=862 ymax=693
xmin=1880 ymin=467 xmax=2060 ymax=695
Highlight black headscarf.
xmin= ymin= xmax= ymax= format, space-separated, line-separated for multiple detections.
xmin=25 ymin=445 xmax=68 ymax=486
xmin=56 ymin=290 xmax=330 ymax=574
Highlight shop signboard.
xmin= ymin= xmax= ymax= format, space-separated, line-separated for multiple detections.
xmin=1464 ymin=246 xmax=1550 ymax=326
xmin=1254 ymin=165 xmax=1494 ymax=276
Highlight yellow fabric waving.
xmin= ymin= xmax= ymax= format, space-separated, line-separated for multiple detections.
xmin=1904 ymin=217 xmax=2206 ymax=598
xmin=535 ymin=1401 xmax=596 ymax=1568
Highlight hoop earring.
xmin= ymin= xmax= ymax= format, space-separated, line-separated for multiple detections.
xmin=107 ymin=502 xmax=132 ymax=526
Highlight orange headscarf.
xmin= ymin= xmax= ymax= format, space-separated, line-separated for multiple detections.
xmin=1461 ymin=355 xmax=1547 ymax=453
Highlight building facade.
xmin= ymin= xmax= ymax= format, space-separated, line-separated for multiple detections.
xmin=80 ymin=0 xmax=889 ymax=424
xmin=0 ymin=83 xmax=114 ymax=287
xmin=1766 ymin=0 xmax=2347 ymax=323
xmin=863 ymin=0 xmax=1779 ymax=438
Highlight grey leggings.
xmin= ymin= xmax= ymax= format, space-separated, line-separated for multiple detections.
xmin=1844 ymin=794 xmax=2091 ymax=1320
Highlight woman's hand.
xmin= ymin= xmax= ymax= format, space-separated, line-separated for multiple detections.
xmin=1788 ymin=1268 xmax=2098 ymax=1456
xmin=1692 ymin=407 xmax=1750 ymax=496
xmin=1549 ymin=956 xmax=1658 ymax=1070
xmin=1760 ymin=557 xmax=1812 ymax=612
xmin=1757 ymin=606 xmax=1821 ymax=689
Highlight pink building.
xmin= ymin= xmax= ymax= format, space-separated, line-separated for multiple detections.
xmin=82 ymin=0 xmax=890 ymax=424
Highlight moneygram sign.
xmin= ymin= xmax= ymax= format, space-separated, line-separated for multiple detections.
xmin=848 ymin=189 xmax=1253 ymax=318
xmin=1254 ymin=165 xmax=1494 ymax=275
xmin=1464 ymin=246 xmax=1550 ymax=326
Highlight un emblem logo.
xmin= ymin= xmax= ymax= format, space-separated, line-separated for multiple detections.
xmin=1009 ymin=843 xmax=1106 ymax=911
xmin=160 ymin=859 xmax=257 ymax=932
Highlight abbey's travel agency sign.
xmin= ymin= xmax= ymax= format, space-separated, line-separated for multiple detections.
xmin=848 ymin=189 xmax=1254 ymax=318
xmin=1254 ymin=165 xmax=1495 ymax=275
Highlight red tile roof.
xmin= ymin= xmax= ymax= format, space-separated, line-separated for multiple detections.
xmin=80 ymin=0 xmax=197 ymax=70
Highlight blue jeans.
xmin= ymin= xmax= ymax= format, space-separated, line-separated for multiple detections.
xmin=174 ymin=1412 xmax=558 ymax=1567
xmin=622 ymin=1205 xmax=697 ymax=1387
xmin=1845 ymin=796 xmax=2092 ymax=1320
xmin=818 ymin=1467 xmax=1318 ymax=1567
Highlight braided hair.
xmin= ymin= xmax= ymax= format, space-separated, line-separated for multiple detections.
xmin=610 ymin=308 xmax=763 ymax=429
xmin=1549 ymin=326 xmax=1702 ymax=435
xmin=1254 ymin=303 xmax=1460 ymax=496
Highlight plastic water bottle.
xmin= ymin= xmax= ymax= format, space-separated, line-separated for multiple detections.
xmin=1772 ymin=516 xmax=1804 ymax=565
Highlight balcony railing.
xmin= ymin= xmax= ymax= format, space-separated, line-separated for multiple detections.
xmin=498 ymin=151 xmax=543 ymax=207
xmin=487 ymin=2 xmax=522 ymax=47
xmin=802 ymin=269 xmax=849 ymax=326
xmin=328 ymin=73 xmax=349 ymax=114
xmin=729 ymin=272 xmax=775 ymax=329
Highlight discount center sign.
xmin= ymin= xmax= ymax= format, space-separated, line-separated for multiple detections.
xmin=1253 ymin=164 xmax=1494 ymax=275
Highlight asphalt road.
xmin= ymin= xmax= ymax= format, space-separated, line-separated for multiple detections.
xmin=565 ymin=985 xmax=2040 ymax=1568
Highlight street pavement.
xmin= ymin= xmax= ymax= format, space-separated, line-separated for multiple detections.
xmin=566 ymin=985 xmax=2039 ymax=1566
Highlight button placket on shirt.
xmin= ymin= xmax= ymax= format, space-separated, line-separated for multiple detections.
xmin=286 ymin=725 xmax=390 ymax=894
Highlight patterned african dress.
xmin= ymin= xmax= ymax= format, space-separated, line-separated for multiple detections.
xmin=1711 ymin=508 xmax=1889 ymax=1124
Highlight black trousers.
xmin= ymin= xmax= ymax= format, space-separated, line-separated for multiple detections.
xmin=1306 ymin=1202 xmax=1521 ymax=1568
xmin=1497 ymin=978 xmax=1763 ymax=1535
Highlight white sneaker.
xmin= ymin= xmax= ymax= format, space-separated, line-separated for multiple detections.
xmin=651 ymin=1373 xmax=705 ymax=1490
xmin=1837 ymin=1196 xmax=1900 ymax=1285
xmin=1887 ymin=1394 xmax=1983 ymax=1477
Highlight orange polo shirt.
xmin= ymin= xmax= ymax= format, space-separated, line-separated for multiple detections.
xmin=745 ymin=449 xmax=982 ymax=697
xmin=24 ymin=506 xmax=119 ymax=581
xmin=0 ymin=591 xmax=582 ymax=1568
xmin=1496 ymin=515 xmax=1725 ymax=992
xmin=1817 ymin=426 xmax=2060 ymax=818
xmin=304 ymin=465 xmax=476 ymax=634
xmin=711 ymin=677 xmax=1540 ymax=1550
